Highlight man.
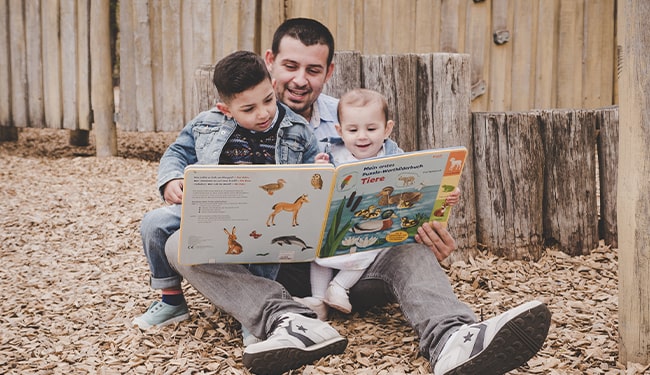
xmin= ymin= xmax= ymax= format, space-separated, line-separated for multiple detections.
xmin=165 ymin=18 xmax=552 ymax=375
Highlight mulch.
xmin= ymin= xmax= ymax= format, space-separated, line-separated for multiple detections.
xmin=1 ymin=127 xmax=648 ymax=374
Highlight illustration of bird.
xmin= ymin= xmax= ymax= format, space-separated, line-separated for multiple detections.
xmin=376 ymin=186 xmax=423 ymax=207
xmin=271 ymin=235 xmax=313 ymax=251
xmin=340 ymin=174 xmax=353 ymax=190
xmin=249 ymin=230 xmax=262 ymax=239
xmin=311 ymin=173 xmax=323 ymax=189
xmin=259 ymin=178 xmax=286 ymax=195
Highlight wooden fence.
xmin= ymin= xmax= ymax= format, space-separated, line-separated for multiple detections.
xmin=194 ymin=53 xmax=619 ymax=261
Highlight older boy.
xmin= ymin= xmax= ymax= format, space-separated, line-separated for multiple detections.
xmin=133 ymin=51 xmax=324 ymax=335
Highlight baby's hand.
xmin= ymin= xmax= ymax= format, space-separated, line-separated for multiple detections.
xmin=315 ymin=152 xmax=330 ymax=164
xmin=445 ymin=187 xmax=461 ymax=206
xmin=163 ymin=179 xmax=184 ymax=204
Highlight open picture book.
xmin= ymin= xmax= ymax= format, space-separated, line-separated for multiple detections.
xmin=178 ymin=146 xmax=467 ymax=265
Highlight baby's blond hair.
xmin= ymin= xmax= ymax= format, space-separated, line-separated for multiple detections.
xmin=337 ymin=88 xmax=389 ymax=123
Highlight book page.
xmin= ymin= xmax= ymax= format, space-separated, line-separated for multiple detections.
xmin=178 ymin=164 xmax=335 ymax=264
xmin=318 ymin=147 xmax=467 ymax=258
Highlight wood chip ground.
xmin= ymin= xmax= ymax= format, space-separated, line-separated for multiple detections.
xmin=1 ymin=128 xmax=647 ymax=374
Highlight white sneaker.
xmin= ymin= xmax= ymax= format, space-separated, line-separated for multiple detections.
xmin=293 ymin=296 xmax=329 ymax=321
xmin=243 ymin=312 xmax=347 ymax=374
xmin=433 ymin=300 xmax=551 ymax=375
xmin=324 ymin=282 xmax=352 ymax=314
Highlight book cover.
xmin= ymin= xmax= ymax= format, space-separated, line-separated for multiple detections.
xmin=178 ymin=146 xmax=467 ymax=265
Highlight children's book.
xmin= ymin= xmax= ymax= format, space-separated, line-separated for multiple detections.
xmin=178 ymin=146 xmax=467 ymax=265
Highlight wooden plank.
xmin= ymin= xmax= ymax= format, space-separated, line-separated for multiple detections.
xmin=466 ymin=0 xmax=490 ymax=111
xmin=90 ymin=0 xmax=117 ymax=156
xmin=0 ymin=0 xmax=10 ymax=127
xmin=8 ymin=0 xmax=28 ymax=128
xmin=323 ymin=50 xmax=361 ymax=99
xmin=180 ymin=1 xmax=194 ymax=124
xmin=214 ymin=0 xmax=235 ymax=60
xmin=582 ymin=0 xmax=604 ymax=108
xmin=618 ymin=0 xmax=650 ymax=363
xmin=391 ymin=0 xmax=415 ymax=53
xmin=160 ymin=0 xmax=184 ymax=131
xmin=534 ymin=0 xmax=559 ymax=109
xmin=596 ymin=106 xmax=618 ymax=247
xmin=334 ymin=0 xmax=358 ymax=50
xmin=416 ymin=53 xmax=475 ymax=260
xmin=557 ymin=0 xmax=582 ymax=108
xmin=440 ymin=0 xmax=460 ymax=52
xmin=259 ymin=0 xmax=283 ymax=56
xmin=415 ymin=0 xmax=440 ymax=53
xmin=238 ymin=0 xmax=257 ymax=51
xmin=510 ymin=0 xmax=536 ymax=111
xmin=132 ymin=0 xmax=154 ymax=131
xmin=193 ymin=64 xmax=219 ymax=114
xmin=362 ymin=0 xmax=382 ymax=54
xmin=149 ymin=0 xmax=162 ymax=132
xmin=488 ymin=0 xmax=513 ymax=111
xmin=25 ymin=0 xmax=45 ymax=128
xmin=76 ymin=0 xmax=90 ymax=130
xmin=540 ymin=109 xmax=599 ymax=255
xmin=118 ymin=0 xmax=136 ymax=131
xmin=472 ymin=112 xmax=545 ymax=260
xmin=599 ymin=0 xmax=616 ymax=108
xmin=61 ymin=0 xmax=79 ymax=130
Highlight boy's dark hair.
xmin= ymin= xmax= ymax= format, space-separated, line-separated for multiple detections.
xmin=212 ymin=51 xmax=271 ymax=103
xmin=271 ymin=18 xmax=335 ymax=67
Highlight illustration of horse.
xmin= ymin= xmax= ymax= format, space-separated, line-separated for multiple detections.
xmin=266 ymin=194 xmax=309 ymax=227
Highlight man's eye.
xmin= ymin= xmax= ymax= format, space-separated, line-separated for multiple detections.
xmin=308 ymin=68 xmax=322 ymax=75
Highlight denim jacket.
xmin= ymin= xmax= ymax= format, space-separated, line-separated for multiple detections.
xmin=320 ymin=136 xmax=403 ymax=166
xmin=157 ymin=103 xmax=319 ymax=197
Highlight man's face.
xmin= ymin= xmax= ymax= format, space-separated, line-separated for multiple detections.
xmin=265 ymin=37 xmax=334 ymax=121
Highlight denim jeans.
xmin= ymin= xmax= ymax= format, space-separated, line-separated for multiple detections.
xmin=141 ymin=204 xmax=279 ymax=290
xmin=164 ymin=230 xmax=316 ymax=339
xmin=165 ymin=230 xmax=476 ymax=364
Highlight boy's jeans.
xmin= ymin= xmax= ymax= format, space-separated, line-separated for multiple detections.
xmin=140 ymin=204 xmax=279 ymax=290
xmin=164 ymin=230 xmax=476 ymax=361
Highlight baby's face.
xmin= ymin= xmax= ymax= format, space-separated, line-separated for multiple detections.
xmin=226 ymin=79 xmax=277 ymax=132
xmin=337 ymin=103 xmax=393 ymax=160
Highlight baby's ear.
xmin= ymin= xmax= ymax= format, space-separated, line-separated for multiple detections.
xmin=384 ymin=120 xmax=395 ymax=138
xmin=335 ymin=123 xmax=343 ymax=137
xmin=216 ymin=102 xmax=232 ymax=118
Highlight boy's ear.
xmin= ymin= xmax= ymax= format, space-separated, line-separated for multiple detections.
xmin=384 ymin=120 xmax=395 ymax=138
xmin=335 ymin=123 xmax=343 ymax=137
xmin=216 ymin=102 xmax=232 ymax=118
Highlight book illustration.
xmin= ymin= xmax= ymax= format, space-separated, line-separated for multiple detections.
xmin=259 ymin=178 xmax=286 ymax=195
xmin=266 ymin=193 xmax=310 ymax=227
xmin=224 ymin=227 xmax=243 ymax=255
xmin=311 ymin=173 xmax=324 ymax=189
xmin=177 ymin=147 xmax=467 ymax=265
xmin=271 ymin=235 xmax=313 ymax=251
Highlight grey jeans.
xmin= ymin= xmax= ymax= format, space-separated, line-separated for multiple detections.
xmin=165 ymin=231 xmax=476 ymax=362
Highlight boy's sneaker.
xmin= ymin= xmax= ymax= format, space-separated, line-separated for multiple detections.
xmin=433 ymin=300 xmax=551 ymax=375
xmin=243 ymin=312 xmax=347 ymax=374
xmin=324 ymin=282 xmax=352 ymax=314
xmin=132 ymin=301 xmax=190 ymax=329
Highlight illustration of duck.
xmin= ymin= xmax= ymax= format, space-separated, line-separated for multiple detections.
xmin=354 ymin=205 xmax=381 ymax=219
xmin=400 ymin=216 xmax=418 ymax=228
xmin=271 ymin=235 xmax=313 ymax=251
xmin=376 ymin=186 xmax=423 ymax=207
xmin=350 ymin=209 xmax=397 ymax=234
xmin=259 ymin=179 xmax=286 ymax=195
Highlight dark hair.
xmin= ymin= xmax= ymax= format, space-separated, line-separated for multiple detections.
xmin=212 ymin=51 xmax=271 ymax=103
xmin=271 ymin=18 xmax=335 ymax=67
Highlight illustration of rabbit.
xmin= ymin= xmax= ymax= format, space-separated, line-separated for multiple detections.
xmin=224 ymin=227 xmax=243 ymax=254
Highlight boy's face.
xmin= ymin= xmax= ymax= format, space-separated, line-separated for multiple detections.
xmin=265 ymin=37 xmax=334 ymax=121
xmin=335 ymin=103 xmax=394 ymax=160
xmin=216 ymin=79 xmax=277 ymax=132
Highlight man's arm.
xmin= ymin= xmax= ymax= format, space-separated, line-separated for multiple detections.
xmin=414 ymin=221 xmax=457 ymax=262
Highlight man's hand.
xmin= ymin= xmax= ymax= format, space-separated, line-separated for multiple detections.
xmin=414 ymin=221 xmax=456 ymax=262
xmin=163 ymin=179 xmax=184 ymax=205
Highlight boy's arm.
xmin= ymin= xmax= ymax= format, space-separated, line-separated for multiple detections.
xmin=156 ymin=123 xmax=199 ymax=200
xmin=315 ymin=152 xmax=330 ymax=164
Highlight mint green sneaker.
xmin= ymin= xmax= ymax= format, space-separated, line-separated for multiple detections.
xmin=132 ymin=301 xmax=190 ymax=329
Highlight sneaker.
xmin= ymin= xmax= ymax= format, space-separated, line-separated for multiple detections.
xmin=324 ymin=282 xmax=352 ymax=314
xmin=293 ymin=296 xmax=329 ymax=321
xmin=242 ymin=326 xmax=263 ymax=347
xmin=132 ymin=301 xmax=190 ymax=329
xmin=433 ymin=300 xmax=551 ymax=375
xmin=243 ymin=312 xmax=348 ymax=374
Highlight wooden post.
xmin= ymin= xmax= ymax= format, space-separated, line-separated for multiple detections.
xmin=90 ymin=0 xmax=117 ymax=156
xmin=618 ymin=0 xmax=650 ymax=365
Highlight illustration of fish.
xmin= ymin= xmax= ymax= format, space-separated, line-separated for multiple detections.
xmin=271 ymin=235 xmax=313 ymax=251
xmin=340 ymin=174 xmax=353 ymax=190
xmin=256 ymin=252 xmax=270 ymax=256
